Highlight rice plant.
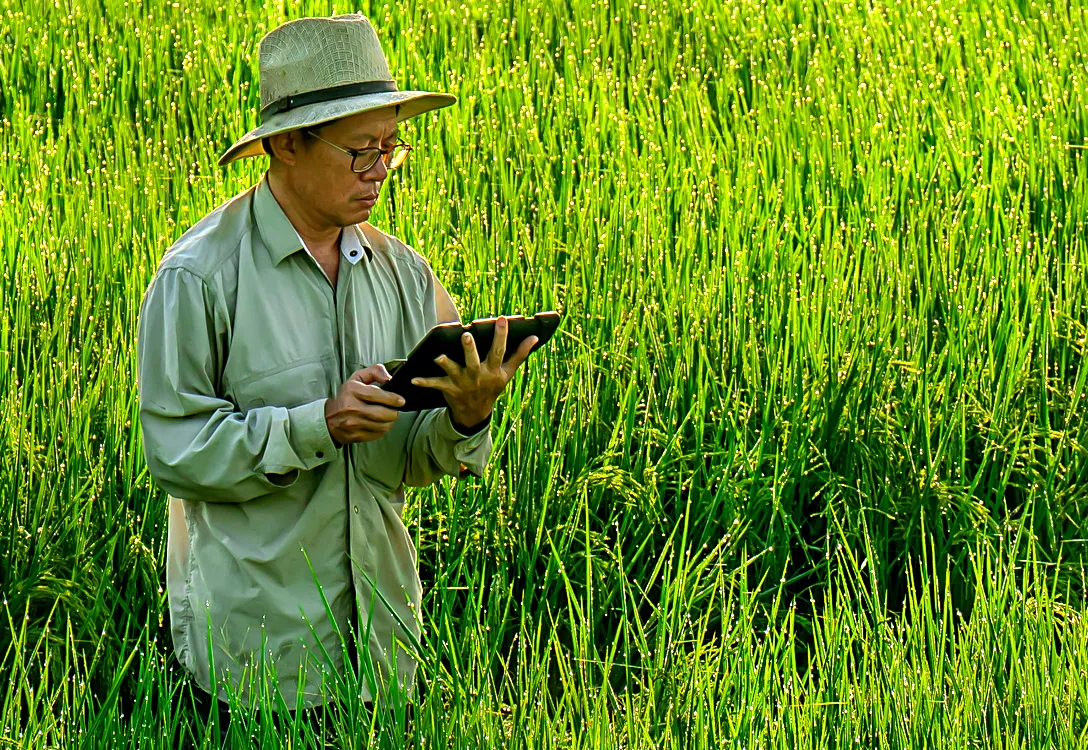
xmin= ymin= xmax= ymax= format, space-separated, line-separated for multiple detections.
xmin=1 ymin=0 xmax=1086 ymax=746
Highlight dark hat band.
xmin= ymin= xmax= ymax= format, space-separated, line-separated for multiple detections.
xmin=261 ymin=80 xmax=398 ymax=118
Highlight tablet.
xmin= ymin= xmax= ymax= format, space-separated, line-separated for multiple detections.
xmin=380 ymin=311 xmax=562 ymax=412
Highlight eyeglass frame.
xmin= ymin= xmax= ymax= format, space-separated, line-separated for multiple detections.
xmin=304 ymin=129 xmax=412 ymax=173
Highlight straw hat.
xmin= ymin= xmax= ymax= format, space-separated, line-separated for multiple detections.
xmin=218 ymin=13 xmax=455 ymax=166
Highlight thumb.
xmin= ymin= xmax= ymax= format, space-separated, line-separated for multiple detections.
xmin=351 ymin=364 xmax=392 ymax=385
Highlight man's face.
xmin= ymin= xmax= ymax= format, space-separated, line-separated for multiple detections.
xmin=290 ymin=107 xmax=399 ymax=227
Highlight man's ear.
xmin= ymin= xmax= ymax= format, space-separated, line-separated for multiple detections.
xmin=266 ymin=130 xmax=302 ymax=166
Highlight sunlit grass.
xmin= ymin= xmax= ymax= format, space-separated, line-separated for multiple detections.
xmin=1 ymin=0 xmax=1087 ymax=746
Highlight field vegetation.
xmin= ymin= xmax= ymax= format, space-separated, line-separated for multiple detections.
xmin=2 ymin=0 xmax=1088 ymax=746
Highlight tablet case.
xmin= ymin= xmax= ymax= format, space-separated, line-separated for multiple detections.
xmin=380 ymin=311 xmax=561 ymax=412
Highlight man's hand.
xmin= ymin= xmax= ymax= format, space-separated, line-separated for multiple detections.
xmin=324 ymin=364 xmax=405 ymax=446
xmin=410 ymin=316 xmax=539 ymax=428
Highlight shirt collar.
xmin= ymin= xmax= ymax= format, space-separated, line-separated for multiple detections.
xmin=254 ymin=174 xmax=373 ymax=266
xmin=298 ymin=221 xmax=372 ymax=265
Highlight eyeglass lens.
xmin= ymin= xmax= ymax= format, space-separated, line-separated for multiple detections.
xmin=353 ymin=145 xmax=410 ymax=173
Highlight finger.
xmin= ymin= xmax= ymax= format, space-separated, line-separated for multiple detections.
xmin=346 ymin=419 xmax=395 ymax=438
xmin=356 ymin=407 xmax=404 ymax=424
xmin=461 ymin=331 xmax=481 ymax=370
xmin=351 ymin=364 xmax=391 ymax=385
xmin=433 ymin=354 xmax=462 ymax=378
xmin=358 ymin=403 xmax=402 ymax=424
xmin=501 ymin=335 xmax=539 ymax=377
xmin=349 ymin=382 xmax=406 ymax=408
xmin=411 ymin=376 xmax=451 ymax=391
xmin=486 ymin=316 xmax=508 ymax=369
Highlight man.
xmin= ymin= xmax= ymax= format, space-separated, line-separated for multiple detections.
xmin=136 ymin=12 xmax=537 ymax=733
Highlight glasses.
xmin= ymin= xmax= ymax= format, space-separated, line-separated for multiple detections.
xmin=305 ymin=130 xmax=412 ymax=173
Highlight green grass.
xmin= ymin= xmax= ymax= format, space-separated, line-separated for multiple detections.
xmin=1 ymin=0 xmax=1087 ymax=746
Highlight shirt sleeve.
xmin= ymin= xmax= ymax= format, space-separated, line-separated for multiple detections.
xmin=401 ymin=251 xmax=495 ymax=486
xmin=136 ymin=266 xmax=336 ymax=503
xmin=403 ymin=407 xmax=494 ymax=486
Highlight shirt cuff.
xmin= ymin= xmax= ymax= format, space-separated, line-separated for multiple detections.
xmin=449 ymin=411 xmax=491 ymax=438
xmin=437 ymin=402 xmax=493 ymax=444
xmin=430 ymin=409 xmax=491 ymax=480
xmin=285 ymin=398 xmax=338 ymax=469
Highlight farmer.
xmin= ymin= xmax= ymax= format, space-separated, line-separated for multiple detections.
xmin=136 ymin=12 xmax=537 ymax=737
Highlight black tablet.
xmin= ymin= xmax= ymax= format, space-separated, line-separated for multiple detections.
xmin=380 ymin=311 xmax=562 ymax=412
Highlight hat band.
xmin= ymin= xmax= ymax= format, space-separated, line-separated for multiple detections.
xmin=261 ymin=80 xmax=398 ymax=118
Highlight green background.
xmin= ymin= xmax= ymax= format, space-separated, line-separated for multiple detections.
xmin=1 ymin=0 xmax=1087 ymax=746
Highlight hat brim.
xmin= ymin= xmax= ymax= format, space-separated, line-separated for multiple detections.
xmin=217 ymin=90 xmax=456 ymax=166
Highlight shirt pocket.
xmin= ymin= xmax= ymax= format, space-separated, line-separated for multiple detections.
xmin=230 ymin=357 xmax=333 ymax=413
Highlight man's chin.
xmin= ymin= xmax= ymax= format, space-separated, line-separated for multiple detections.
xmin=351 ymin=200 xmax=375 ymax=223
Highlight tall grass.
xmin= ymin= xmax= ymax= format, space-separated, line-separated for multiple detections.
xmin=1 ymin=0 xmax=1087 ymax=746
xmin=4 ymin=515 xmax=1088 ymax=746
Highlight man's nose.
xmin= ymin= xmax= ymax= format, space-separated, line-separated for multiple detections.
xmin=364 ymin=156 xmax=388 ymax=182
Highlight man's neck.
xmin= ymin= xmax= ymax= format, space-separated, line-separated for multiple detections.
xmin=266 ymin=170 xmax=340 ymax=256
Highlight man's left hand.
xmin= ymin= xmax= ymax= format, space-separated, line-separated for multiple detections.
xmin=410 ymin=316 xmax=538 ymax=429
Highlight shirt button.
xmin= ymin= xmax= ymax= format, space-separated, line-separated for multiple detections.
xmin=353 ymin=505 xmax=359 ymax=514
xmin=316 ymin=451 xmax=324 ymax=458
xmin=349 ymin=249 xmax=358 ymax=257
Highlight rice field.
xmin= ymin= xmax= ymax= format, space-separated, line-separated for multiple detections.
xmin=2 ymin=0 xmax=1088 ymax=746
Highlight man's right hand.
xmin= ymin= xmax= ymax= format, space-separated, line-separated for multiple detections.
xmin=324 ymin=364 xmax=406 ymax=447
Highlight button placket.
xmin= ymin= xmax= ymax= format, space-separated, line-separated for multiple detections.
xmin=336 ymin=240 xmax=360 ymax=590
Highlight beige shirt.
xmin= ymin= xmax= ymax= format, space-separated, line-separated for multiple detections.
xmin=136 ymin=174 xmax=493 ymax=708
